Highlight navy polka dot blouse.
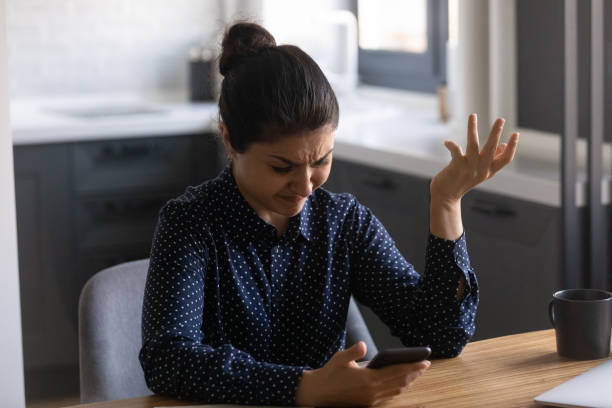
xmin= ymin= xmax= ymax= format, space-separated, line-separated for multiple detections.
xmin=139 ymin=165 xmax=479 ymax=405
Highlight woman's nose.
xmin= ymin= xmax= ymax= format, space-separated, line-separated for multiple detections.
xmin=291 ymin=168 xmax=313 ymax=197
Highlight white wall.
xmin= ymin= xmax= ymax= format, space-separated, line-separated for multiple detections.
xmin=488 ymin=0 xmax=516 ymax=133
xmin=6 ymin=0 xmax=220 ymax=98
xmin=0 ymin=0 xmax=26 ymax=406
xmin=453 ymin=0 xmax=491 ymax=141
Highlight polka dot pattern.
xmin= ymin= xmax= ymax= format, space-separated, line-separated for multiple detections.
xmin=139 ymin=165 xmax=479 ymax=405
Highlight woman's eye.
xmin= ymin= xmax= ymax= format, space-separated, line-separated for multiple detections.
xmin=315 ymin=160 xmax=330 ymax=167
xmin=271 ymin=166 xmax=292 ymax=174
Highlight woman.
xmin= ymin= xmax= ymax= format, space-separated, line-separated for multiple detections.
xmin=139 ymin=22 xmax=519 ymax=406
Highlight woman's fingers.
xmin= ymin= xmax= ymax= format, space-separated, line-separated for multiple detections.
xmin=465 ymin=113 xmax=479 ymax=157
xmin=494 ymin=143 xmax=507 ymax=157
xmin=481 ymin=118 xmax=505 ymax=166
xmin=372 ymin=361 xmax=429 ymax=383
xmin=378 ymin=369 xmax=423 ymax=389
xmin=371 ymin=388 xmax=404 ymax=406
xmin=371 ymin=367 xmax=427 ymax=404
xmin=443 ymin=115 xmax=518 ymax=184
xmin=444 ymin=140 xmax=464 ymax=160
xmin=490 ymin=132 xmax=519 ymax=174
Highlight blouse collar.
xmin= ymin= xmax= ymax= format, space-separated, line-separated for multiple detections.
xmin=217 ymin=164 xmax=312 ymax=243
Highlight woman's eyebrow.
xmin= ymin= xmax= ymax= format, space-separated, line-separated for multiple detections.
xmin=268 ymin=148 xmax=334 ymax=166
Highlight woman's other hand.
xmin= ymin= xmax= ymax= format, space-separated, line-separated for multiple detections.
xmin=430 ymin=114 xmax=519 ymax=204
xmin=295 ymin=342 xmax=430 ymax=407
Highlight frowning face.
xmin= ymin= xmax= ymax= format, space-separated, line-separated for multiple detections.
xmin=220 ymin=123 xmax=334 ymax=229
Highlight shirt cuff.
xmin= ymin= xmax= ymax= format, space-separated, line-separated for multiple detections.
xmin=426 ymin=231 xmax=475 ymax=293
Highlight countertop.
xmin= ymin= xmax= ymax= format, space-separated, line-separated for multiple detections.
xmin=9 ymin=86 xmax=611 ymax=207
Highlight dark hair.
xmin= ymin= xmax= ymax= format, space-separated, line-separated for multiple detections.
xmin=218 ymin=21 xmax=339 ymax=153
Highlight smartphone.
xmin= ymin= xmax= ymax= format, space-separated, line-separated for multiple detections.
xmin=366 ymin=346 xmax=432 ymax=369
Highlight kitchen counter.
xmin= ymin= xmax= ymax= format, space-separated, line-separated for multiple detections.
xmin=9 ymin=86 xmax=611 ymax=207
xmin=10 ymin=92 xmax=219 ymax=142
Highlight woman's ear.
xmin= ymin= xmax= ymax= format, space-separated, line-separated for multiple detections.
xmin=219 ymin=122 xmax=237 ymax=159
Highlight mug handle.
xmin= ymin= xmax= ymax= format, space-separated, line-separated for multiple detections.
xmin=548 ymin=300 xmax=556 ymax=328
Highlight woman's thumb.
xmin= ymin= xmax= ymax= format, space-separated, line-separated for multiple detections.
xmin=338 ymin=341 xmax=367 ymax=364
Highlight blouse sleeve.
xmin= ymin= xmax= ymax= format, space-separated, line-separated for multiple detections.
xmin=345 ymin=199 xmax=479 ymax=358
xmin=139 ymin=201 xmax=307 ymax=405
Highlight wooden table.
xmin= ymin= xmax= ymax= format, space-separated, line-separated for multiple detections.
xmin=65 ymin=329 xmax=611 ymax=408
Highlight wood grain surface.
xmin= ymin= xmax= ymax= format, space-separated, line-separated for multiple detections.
xmin=64 ymin=329 xmax=611 ymax=408
xmin=387 ymin=329 xmax=611 ymax=407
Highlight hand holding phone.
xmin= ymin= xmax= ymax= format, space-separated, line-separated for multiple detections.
xmin=296 ymin=342 xmax=430 ymax=406
xmin=366 ymin=346 xmax=431 ymax=369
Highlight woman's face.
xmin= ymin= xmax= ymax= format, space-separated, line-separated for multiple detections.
xmin=220 ymin=123 xmax=334 ymax=224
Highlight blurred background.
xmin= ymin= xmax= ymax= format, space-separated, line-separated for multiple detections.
xmin=0 ymin=0 xmax=610 ymax=406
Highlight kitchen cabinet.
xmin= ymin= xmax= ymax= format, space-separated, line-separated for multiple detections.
xmin=462 ymin=190 xmax=567 ymax=340
xmin=14 ymin=133 xmax=223 ymax=400
xmin=14 ymin=144 xmax=75 ymax=398
xmin=326 ymin=158 xmax=571 ymax=348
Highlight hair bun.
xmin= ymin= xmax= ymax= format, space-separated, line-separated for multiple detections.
xmin=219 ymin=22 xmax=277 ymax=77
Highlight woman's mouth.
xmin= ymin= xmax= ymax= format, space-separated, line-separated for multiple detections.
xmin=279 ymin=194 xmax=305 ymax=204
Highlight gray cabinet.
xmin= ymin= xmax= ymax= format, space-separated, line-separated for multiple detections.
xmin=462 ymin=191 xmax=562 ymax=340
xmin=14 ymin=134 xmax=222 ymax=401
xmin=14 ymin=144 xmax=76 ymax=399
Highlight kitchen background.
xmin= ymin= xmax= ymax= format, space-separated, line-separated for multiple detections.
xmin=2 ymin=0 xmax=611 ymax=407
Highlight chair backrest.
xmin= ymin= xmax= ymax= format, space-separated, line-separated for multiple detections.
xmin=78 ymin=258 xmax=379 ymax=403
xmin=347 ymin=298 xmax=379 ymax=361
xmin=78 ymin=259 xmax=151 ymax=403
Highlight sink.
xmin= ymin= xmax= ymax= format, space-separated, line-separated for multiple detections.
xmin=46 ymin=104 xmax=168 ymax=118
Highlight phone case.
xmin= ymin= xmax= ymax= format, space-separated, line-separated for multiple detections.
xmin=366 ymin=346 xmax=432 ymax=369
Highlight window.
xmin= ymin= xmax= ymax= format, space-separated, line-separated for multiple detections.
xmin=349 ymin=0 xmax=448 ymax=93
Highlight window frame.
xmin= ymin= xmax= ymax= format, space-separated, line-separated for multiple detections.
xmin=348 ymin=0 xmax=448 ymax=93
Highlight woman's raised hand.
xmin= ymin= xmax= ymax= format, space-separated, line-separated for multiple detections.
xmin=430 ymin=114 xmax=519 ymax=204
xmin=295 ymin=342 xmax=430 ymax=407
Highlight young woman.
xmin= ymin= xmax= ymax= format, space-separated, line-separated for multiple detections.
xmin=139 ymin=22 xmax=519 ymax=406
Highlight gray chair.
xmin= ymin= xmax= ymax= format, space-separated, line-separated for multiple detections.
xmin=78 ymin=258 xmax=379 ymax=403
